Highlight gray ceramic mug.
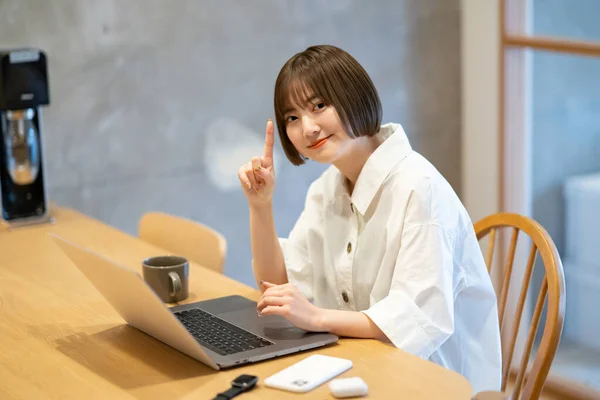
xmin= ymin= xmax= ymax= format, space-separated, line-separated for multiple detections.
xmin=142 ymin=255 xmax=189 ymax=303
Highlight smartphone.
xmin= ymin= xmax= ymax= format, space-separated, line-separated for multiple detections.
xmin=264 ymin=354 xmax=353 ymax=393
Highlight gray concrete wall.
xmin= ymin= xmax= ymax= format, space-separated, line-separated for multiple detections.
xmin=0 ymin=0 xmax=461 ymax=286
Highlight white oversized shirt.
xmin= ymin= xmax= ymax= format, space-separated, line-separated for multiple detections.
xmin=279 ymin=123 xmax=502 ymax=394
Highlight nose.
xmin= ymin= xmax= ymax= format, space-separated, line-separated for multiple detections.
xmin=301 ymin=115 xmax=320 ymax=139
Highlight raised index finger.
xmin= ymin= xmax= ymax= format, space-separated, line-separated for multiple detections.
xmin=264 ymin=119 xmax=274 ymax=160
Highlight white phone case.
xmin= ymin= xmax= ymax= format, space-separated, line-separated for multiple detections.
xmin=264 ymin=354 xmax=353 ymax=393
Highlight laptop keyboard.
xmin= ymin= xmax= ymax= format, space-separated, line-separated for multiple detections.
xmin=174 ymin=308 xmax=274 ymax=356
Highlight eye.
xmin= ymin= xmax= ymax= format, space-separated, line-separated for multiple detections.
xmin=285 ymin=115 xmax=298 ymax=123
xmin=314 ymin=102 xmax=327 ymax=111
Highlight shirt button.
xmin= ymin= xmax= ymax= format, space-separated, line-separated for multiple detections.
xmin=342 ymin=291 xmax=349 ymax=303
xmin=347 ymin=242 xmax=352 ymax=253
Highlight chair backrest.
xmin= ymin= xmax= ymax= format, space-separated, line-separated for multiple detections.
xmin=474 ymin=213 xmax=565 ymax=400
xmin=138 ymin=212 xmax=227 ymax=274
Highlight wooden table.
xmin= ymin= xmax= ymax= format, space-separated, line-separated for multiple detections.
xmin=0 ymin=207 xmax=473 ymax=399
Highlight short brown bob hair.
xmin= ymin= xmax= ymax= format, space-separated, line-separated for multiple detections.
xmin=273 ymin=45 xmax=382 ymax=166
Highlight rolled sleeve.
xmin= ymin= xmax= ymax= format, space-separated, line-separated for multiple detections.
xmin=279 ymin=234 xmax=313 ymax=302
xmin=278 ymin=180 xmax=325 ymax=303
xmin=363 ymin=223 xmax=456 ymax=359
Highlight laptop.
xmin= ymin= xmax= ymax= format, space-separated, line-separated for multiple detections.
xmin=50 ymin=234 xmax=338 ymax=369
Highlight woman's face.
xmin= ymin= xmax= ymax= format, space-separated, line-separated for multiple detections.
xmin=283 ymin=93 xmax=354 ymax=164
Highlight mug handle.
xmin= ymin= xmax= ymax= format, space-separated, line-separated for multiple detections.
xmin=168 ymin=271 xmax=182 ymax=298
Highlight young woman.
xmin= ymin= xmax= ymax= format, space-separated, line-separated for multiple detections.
xmin=237 ymin=45 xmax=501 ymax=393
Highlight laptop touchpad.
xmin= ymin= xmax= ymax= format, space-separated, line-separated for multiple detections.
xmin=219 ymin=310 xmax=309 ymax=340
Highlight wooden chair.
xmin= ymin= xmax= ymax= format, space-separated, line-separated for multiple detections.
xmin=473 ymin=213 xmax=566 ymax=400
xmin=138 ymin=211 xmax=227 ymax=274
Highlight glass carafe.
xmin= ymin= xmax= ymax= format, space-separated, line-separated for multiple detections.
xmin=4 ymin=108 xmax=40 ymax=185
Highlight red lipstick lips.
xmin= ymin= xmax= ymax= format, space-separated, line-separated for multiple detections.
xmin=308 ymin=135 xmax=333 ymax=149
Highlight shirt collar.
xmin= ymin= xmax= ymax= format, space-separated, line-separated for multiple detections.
xmin=343 ymin=123 xmax=412 ymax=215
